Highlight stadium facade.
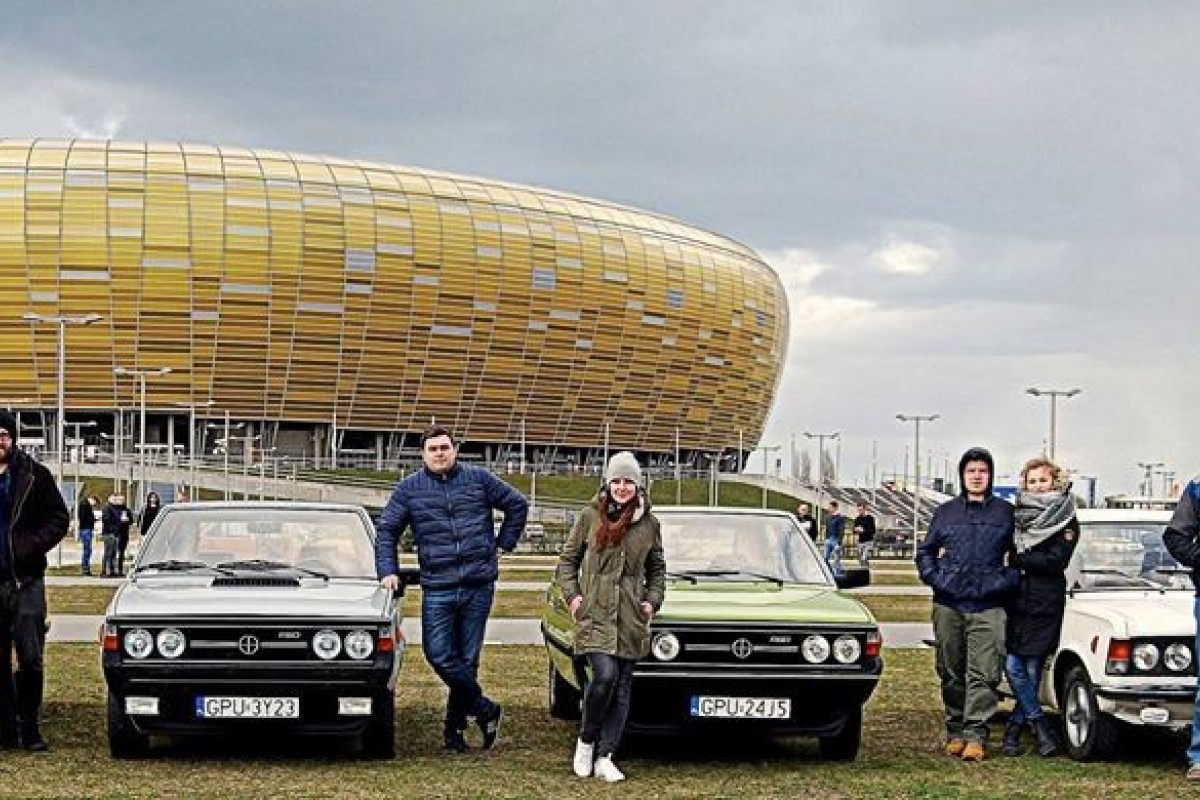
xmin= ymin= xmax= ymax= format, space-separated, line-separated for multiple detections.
xmin=0 ymin=138 xmax=787 ymax=470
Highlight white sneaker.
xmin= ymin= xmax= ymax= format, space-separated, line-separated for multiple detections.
xmin=593 ymin=755 xmax=626 ymax=783
xmin=572 ymin=739 xmax=595 ymax=777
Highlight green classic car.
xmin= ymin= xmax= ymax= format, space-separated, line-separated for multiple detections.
xmin=542 ymin=506 xmax=883 ymax=759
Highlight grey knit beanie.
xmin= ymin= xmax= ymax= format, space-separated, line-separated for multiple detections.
xmin=605 ymin=451 xmax=643 ymax=484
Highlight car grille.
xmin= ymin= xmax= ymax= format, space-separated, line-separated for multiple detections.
xmin=110 ymin=622 xmax=380 ymax=664
xmin=647 ymin=623 xmax=876 ymax=668
xmin=211 ymin=576 xmax=301 ymax=588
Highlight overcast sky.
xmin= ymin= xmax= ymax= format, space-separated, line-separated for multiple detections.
xmin=3 ymin=1 xmax=1195 ymax=495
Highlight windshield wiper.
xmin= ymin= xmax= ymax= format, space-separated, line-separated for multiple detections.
xmin=215 ymin=559 xmax=329 ymax=579
xmin=1080 ymin=568 xmax=1164 ymax=590
xmin=665 ymin=571 xmax=698 ymax=584
xmin=135 ymin=560 xmax=234 ymax=575
xmin=731 ymin=571 xmax=786 ymax=587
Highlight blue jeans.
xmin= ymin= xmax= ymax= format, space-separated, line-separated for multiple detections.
xmin=823 ymin=536 xmax=843 ymax=575
xmin=421 ymin=583 xmax=496 ymax=732
xmin=78 ymin=529 xmax=93 ymax=572
xmin=1188 ymin=599 xmax=1200 ymax=764
xmin=1005 ymin=653 xmax=1045 ymax=724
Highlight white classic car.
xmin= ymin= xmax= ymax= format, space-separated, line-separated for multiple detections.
xmin=1040 ymin=508 xmax=1194 ymax=760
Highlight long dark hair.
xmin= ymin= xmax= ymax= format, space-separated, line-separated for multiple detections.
xmin=593 ymin=486 xmax=637 ymax=550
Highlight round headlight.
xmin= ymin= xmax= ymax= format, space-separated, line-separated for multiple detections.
xmin=124 ymin=629 xmax=154 ymax=659
xmin=156 ymin=628 xmax=186 ymax=659
xmin=832 ymin=635 xmax=862 ymax=664
xmin=344 ymin=630 xmax=374 ymax=660
xmin=651 ymin=632 xmax=680 ymax=661
xmin=1132 ymin=642 xmax=1160 ymax=671
xmin=312 ymin=629 xmax=342 ymax=660
xmin=1165 ymin=643 xmax=1193 ymax=672
xmin=802 ymin=634 xmax=830 ymax=663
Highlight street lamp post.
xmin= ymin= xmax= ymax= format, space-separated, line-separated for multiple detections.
xmin=1137 ymin=461 xmax=1164 ymax=498
xmin=21 ymin=312 xmax=102 ymax=485
xmin=802 ymin=431 xmax=840 ymax=531
xmin=173 ymin=400 xmax=214 ymax=500
xmin=1025 ymin=388 xmax=1081 ymax=461
xmin=896 ymin=414 xmax=940 ymax=548
xmin=753 ymin=444 xmax=781 ymax=507
xmin=114 ymin=366 xmax=172 ymax=509
xmin=63 ymin=419 xmax=97 ymax=567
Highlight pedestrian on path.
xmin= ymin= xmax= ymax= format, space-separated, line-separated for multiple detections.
xmin=1161 ymin=473 xmax=1200 ymax=781
xmin=556 ymin=452 xmax=665 ymax=783
xmin=101 ymin=495 xmax=132 ymax=577
xmin=76 ymin=494 xmax=97 ymax=576
xmin=823 ymin=500 xmax=845 ymax=576
xmin=854 ymin=501 xmax=877 ymax=567
xmin=138 ymin=491 xmax=162 ymax=536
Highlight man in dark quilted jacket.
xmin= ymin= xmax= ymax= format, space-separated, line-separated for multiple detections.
xmin=916 ymin=446 xmax=1018 ymax=762
xmin=376 ymin=425 xmax=528 ymax=753
xmin=1162 ymin=476 xmax=1200 ymax=781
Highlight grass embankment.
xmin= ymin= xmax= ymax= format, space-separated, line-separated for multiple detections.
xmin=25 ymin=645 xmax=1191 ymax=799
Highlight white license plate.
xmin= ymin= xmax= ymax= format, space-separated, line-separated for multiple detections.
xmin=689 ymin=696 xmax=791 ymax=719
xmin=195 ymin=696 xmax=299 ymax=719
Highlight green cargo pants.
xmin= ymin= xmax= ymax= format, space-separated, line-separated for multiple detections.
xmin=931 ymin=602 xmax=1006 ymax=744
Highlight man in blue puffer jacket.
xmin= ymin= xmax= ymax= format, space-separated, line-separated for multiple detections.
xmin=917 ymin=446 xmax=1019 ymax=762
xmin=376 ymin=425 xmax=528 ymax=753
xmin=1162 ymin=475 xmax=1200 ymax=782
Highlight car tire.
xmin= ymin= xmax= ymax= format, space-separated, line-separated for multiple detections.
xmin=362 ymin=690 xmax=396 ymax=759
xmin=107 ymin=692 xmax=149 ymax=759
xmin=818 ymin=705 xmax=862 ymax=761
xmin=1061 ymin=664 xmax=1120 ymax=761
xmin=548 ymin=661 xmax=583 ymax=720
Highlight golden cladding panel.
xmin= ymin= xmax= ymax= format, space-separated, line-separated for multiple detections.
xmin=0 ymin=139 xmax=788 ymax=452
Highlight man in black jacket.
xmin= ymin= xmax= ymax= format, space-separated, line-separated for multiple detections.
xmin=0 ymin=411 xmax=69 ymax=751
xmin=1162 ymin=476 xmax=1200 ymax=781
xmin=916 ymin=447 xmax=1018 ymax=762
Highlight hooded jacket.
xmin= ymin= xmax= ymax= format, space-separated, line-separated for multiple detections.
xmin=1 ymin=448 xmax=69 ymax=582
xmin=916 ymin=447 xmax=1019 ymax=612
xmin=555 ymin=490 xmax=666 ymax=659
xmin=375 ymin=462 xmax=529 ymax=590
xmin=1163 ymin=477 xmax=1200 ymax=596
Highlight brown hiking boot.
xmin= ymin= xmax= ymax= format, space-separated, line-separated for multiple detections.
xmin=944 ymin=737 xmax=966 ymax=756
xmin=1186 ymin=763 xmax=1200 ymax=782
xmin=961 ymin=741 xmax=986 ymax=762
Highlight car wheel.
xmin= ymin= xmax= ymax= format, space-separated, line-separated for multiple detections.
xmin=107 ymin=692 xmax=149 ymax=759
xmin=818 ymin=705 xmax=862 ymax=761
xmin=362 ymin=690 xmax=396 ymax=759
xmin=1061 ymin=665 xmax=1120 ymax=761
xmin=548 ymin=660 xmax=582 ymax=720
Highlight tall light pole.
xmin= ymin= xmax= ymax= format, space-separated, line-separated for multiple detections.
xmin=62 ymin=419 xmax=97 ymax=567
xmin=114 ymin=366 xmax=171 ymax=508
xmin=174 ymin=400 xmax=214 ymax=500
xmin=1025 ymin=387 xmax=1081 ymax=461
xmin=1137 ymin=461 xmax=1164 ymax=498
xmin=208 ymin=413 xmax=245 ymax=500
xmin=21 ymin=312 xmax=102 ymax=486
xmin=803 ymin=431 xmax=840 ymax=532
xmin=753 ymin=444 xmax=781 ymax=507
xmin=896 ymin=414 xmax=940 ymax=546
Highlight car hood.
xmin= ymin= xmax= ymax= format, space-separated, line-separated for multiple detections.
xmin=109 ymin=576 xmax=392 ymax=620
xmin=658 ymin=581 xmax=875 ymax=626
xmin=1068 ymin=590 xmax=1195 ymax=637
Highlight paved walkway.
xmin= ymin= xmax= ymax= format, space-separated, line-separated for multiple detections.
xmin=49 ymin=615 xmax=933 ymax=648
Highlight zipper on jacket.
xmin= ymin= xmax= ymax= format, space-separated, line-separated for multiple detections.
xmin=7 ymin=460 xmax=32 ymax=580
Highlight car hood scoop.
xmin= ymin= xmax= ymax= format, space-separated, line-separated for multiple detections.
xmin=211 ymin=575 xmax=301 ymax=588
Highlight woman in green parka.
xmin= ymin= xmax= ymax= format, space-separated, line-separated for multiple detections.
xmin=556 ymin=451 xmax=666 ymax=783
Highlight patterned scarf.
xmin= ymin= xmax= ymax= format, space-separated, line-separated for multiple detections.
xmin=1014 ymin=489 xmax=1076 ymax=552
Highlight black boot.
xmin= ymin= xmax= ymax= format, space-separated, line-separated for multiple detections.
xmin=15 ymin=671 xmax=47 ymax=752
xmin=1031 ymin=716 xmax=1060 ymax=757
xmin=1001 ymin=719 xmax=1024 ymax=756
xmin=0 ymin=674 xmax=17 ymax=749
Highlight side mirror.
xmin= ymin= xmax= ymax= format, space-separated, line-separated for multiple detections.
xmin=835 ymin=567 xmax=871 ymax=590
xmin=391 ymin=566 xmax=421 ymax=598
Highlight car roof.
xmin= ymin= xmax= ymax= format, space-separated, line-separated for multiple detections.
xmin=1076 ymin=508 xmax=1173 ymax=524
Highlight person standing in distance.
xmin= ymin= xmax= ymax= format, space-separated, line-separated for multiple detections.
xmin=853 ymin=501 xmax=877 ymax=568
xmin=917 ymin=447 xmax=1019 ymax=762
xmin=375 ymin=425 xmax=528 ymax=753
xmin=76 ymin=493 xmax=96 ymax=577
xmin=1162 ymin=473 xmax=1200 ymax=782
xmin=0 ymin=411 xmax=68 ymax=751
xmin=823 ymin=500 xmax=845 ymax=575
xmin=795 ymin=502 xmax=817 ymax=541
xmin=556 ymin=452 xmax=665 ymax=783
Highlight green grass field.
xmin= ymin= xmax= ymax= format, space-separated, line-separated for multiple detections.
xmin=21 ymin=645 xmax=1191 ymax=799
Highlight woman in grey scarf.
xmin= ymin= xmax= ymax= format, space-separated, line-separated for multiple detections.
xmin=1002 ymin=458 xmax=1079 ymax=758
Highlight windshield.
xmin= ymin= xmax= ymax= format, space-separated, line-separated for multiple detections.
xmin=137 ymin=508 xmax=376 ymax=578
xmin=1069 ymin=521 xmax=1189 ymax=591
xmin=658 ymin=512 xmax=831 ymax=585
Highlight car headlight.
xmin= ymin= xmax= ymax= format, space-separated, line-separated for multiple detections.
xmin=124 ymin=629 xmax=154 ymax=659
xmin=312 ymin=629 xmax=342 ymax=660
xmin=1132 ymin=642 xmax=1160 ymax=671
xmin=1165 ymin=642 xmax=1193 ymax=672
xmin=344 ymin=630 xmax=374 ymax=660
xmin=832 ymin=635 xmax=861 ymax=664
xmin=156 ymin=628 xmax=186 ymax=659
xmin=801 ymin=634 xmax=830 ymax=663
xmin=651 ymin=632 xmax=680 ymax=661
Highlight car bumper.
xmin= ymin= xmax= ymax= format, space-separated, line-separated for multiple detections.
xmin=1095 ymin=684 xmax=1196 ymax=729
xmin=625 ymin=661 xmax=883 ymax=736
xmin=104 ymin=658 xmax=398 ymax=738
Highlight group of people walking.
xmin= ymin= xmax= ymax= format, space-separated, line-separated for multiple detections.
xmin=74 ymin=490 xmax=160 ymax=577
xmin=917 ymin=447 xmax=1078 ymax=762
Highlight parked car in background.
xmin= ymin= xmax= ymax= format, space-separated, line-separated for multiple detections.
xmin=101 ymin=502 xmax=419 ymax=758
xmin=1040 ymin=509 xmax=1194 ymax=760
xmin=542 ymin=506 xmax=882 ymax=760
